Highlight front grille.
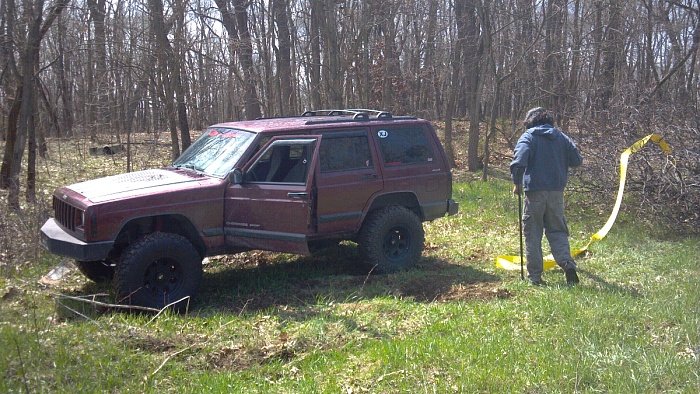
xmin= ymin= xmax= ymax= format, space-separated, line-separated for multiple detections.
xmin=53 ymin=196 xmax=77 ymax=232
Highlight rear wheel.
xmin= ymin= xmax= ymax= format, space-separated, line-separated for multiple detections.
xmin=115 ymin=232 xmax=202 ymax=310
xmin=358 ymin=206 xmax=424 ymax=273
xmin=76 ymin=260 xmax=115 ymax=282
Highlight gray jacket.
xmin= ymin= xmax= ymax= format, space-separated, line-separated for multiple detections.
xmin=510 ymin=124 xmax=583 ymax=191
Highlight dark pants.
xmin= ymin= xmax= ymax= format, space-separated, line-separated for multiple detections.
xmin=523 ymin=190 xmax=576 ymax=281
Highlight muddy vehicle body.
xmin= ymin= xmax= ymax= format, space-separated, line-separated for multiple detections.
xmin=41 ymin=109 xmax=458 ymax=309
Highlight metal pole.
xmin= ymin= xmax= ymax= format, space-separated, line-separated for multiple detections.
xmin=518 ymin=186 xmax=524 ymax=281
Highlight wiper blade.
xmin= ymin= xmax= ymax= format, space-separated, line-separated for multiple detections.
xmin=174 ymin=163 xmax=204 ymax=172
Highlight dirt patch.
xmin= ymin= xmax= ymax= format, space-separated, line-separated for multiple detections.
xmin=205 ymin=331 xmax=306 ymax=372
xmin=206 ymin=344 xmax=254 ymax=371
xmin=122 ymin=333 xmax=178 ymax=353
xmin=397 ymin=275 xmax=511 ymax=303
xmin=440 ymin=282 xmax=513 ymax=302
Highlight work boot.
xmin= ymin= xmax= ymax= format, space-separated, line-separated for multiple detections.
xmin=565 ymin=268 xmax=579 ymax=285
xmin=530 ymin=279 xmax=547 ymax=287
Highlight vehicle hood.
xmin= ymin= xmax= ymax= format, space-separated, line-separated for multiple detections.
xmin=66 ymin=169 xmax=205 ymax=203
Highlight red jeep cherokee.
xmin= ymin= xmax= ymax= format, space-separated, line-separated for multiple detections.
xmin=41 ymin=109 xmax=458 ymax=309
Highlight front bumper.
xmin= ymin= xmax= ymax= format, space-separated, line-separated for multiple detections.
xmin=40 ymin=218 xmax=114 ymax=261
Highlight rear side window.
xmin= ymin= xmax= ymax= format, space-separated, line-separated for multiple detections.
xmin=376 ymin=126 xmax=434 ymax=166
xmin=320 ymin=132 xmax=373 ymax=173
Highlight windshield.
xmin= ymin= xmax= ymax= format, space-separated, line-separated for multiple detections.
xmin=172 ymin=127 xmax=257 ymax=177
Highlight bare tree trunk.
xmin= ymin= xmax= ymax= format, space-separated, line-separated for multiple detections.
xmin=482 ymin=4 xmax=501 ymax=182
xmin=125 ymin=84 xmax=144 ymax=173
xmin=378 ymin=0 xmax=403 ymax=112
xmin=459 ymin=0 xmax=485 ymax=172
xmin=26 ymin=52 xmax=39 ymax=203
xmin=596 ymin=0 xmax=623 ymax=115
xmin=647 ymin=21 xmax=700 ymax=101
xmin=4 ymin=0 xmax=69 ymax=209
xmin=482 ymin=79 xmax=501 ymax=182
xmin=0 ymin=0 xmax=18 ymax=143
xmin=8 ymin=0 xmax=44 ymax=209
xmin=443 ymin=2 xmax=463 ymax=167
xmin=422 ymin=0 xmax=439 ymax=117
xmin=215 ymin=0 xmax=262 ymax=119
xmin=273 ymin=0 xmax=294 ymax=116
xmin=87 ymin=0 xmax=109 ymax=141
xmin=309 ymin=0 xmax=322 ymax=109
xmin=148 ymin=0 xmax=180 ymax=159
xmin=563 ymin=0 xmax=582 ymax=129
xmin=36 ymin=80 xmax=58 ymax=153
xmin=173 ymin=0 xmax=191 ymax=151
xmin=214 ymin=0 xmax=241 ymax=120
xmin=233 ymin=0 xmax=262 ymax=119
xmin=56 ymin=11 xmax=73 ymax=137
xmin=86 ymin=20 xmax=95 ymax=139
xmin=1 ymin=86 xmax=22 ymax=189
xmin=320 ymin=0 xmax=342 ymax=108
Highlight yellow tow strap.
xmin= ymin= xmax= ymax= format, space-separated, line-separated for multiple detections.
xmin=495 ymin=134 xmax=672 ymax=271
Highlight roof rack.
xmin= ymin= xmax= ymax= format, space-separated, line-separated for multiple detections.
xmin=300 ymin=109 xmax=393 ymax=120
xmin=347 ymin=109 xmax=393 ymax=119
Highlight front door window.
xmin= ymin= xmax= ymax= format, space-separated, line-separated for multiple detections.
xmin=224 ymin=136 xmax=321 ymax=255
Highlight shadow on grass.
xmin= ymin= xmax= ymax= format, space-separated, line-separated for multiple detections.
xmin=53 ymin=243 xmax=504 ymax=319
xmin=578 ymin=267 xmax=642 ymax=298
xmin=195 ymin=243 xmax=503 ymax=315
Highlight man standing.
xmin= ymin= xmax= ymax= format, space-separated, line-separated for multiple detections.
xmin=510 ymin=107 xmax=584 ymax=286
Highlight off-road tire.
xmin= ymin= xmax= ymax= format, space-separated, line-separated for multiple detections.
xmin=115 ymin=232 xmax=202 ymax=310
xmin=76 ymin=260 xmax=115 ymax=282
xmin=358 ymin=206 xmax=424 ymax=273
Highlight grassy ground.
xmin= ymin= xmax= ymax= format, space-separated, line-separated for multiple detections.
xmin=1 ymin=135 xmax=698 ymax=393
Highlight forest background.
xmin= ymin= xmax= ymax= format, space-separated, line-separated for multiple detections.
xmin=0 ymin=0 xmax=698 ymax=233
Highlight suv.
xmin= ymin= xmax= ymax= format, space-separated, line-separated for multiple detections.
xmin=41 ymin=109 xmax=458 ymax=309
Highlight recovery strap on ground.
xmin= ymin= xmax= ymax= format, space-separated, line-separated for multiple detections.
xmin=495 ymin=134 xmax=672 ymax=271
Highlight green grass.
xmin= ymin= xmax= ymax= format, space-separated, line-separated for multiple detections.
xmin=1 ymin=136 xmax=699 ymax=392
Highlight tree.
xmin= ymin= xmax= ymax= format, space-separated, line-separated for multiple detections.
xmin=0 ymin=0 xmax=699 ymax=213
xmin=1 ymin=0 xmax=70 ymax=209
xmin=273 ymin=0 xmax=295 ymax=115
xmin=86 ymin=0 xmax=108 ymax=141
xmin=148 ymin=0 xmax=192 ymax=160
xmin=596 ymin=0 xmax=624 ymax=116
xmin=460 ymin=0 xmax=487 ymax=172
xmin=215 ymin=0 xmax=262 ymax=120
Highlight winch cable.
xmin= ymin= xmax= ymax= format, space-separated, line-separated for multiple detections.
xmin=496 ymin=134 xmax=673 ymax=271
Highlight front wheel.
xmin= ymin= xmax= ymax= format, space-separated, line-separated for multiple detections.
xmin=115 ymin=232 xmax=202 ymax=310
xmin=358 ymin=206 xmax=424 ymax=273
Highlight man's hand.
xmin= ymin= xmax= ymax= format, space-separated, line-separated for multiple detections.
xmin=513 ymin=184 xmax=520 ymax=195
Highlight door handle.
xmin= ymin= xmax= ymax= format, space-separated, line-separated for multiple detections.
xmin=287 ymin=192 xmax=309 ymax=199
xmin=363 ymin=173 xmax=377 ymax=180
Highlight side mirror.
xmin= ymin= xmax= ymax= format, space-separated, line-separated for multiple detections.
xmin=230 ymin=168 xmax=243 ymax=184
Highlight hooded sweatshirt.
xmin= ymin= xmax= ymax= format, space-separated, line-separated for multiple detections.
xmin=510 ymin=124 xmax=583 ymax=192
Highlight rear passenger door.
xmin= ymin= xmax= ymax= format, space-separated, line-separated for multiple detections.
xmin=315 ymin=130 xmax=383 ymax=235
xmin=371 ymin=124 xmax=450 ymax=219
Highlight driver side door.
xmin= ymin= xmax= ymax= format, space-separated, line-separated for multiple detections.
xmin=224 ymin=136 xmax=321 ymax=255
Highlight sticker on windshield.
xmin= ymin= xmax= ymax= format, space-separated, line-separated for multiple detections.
xmin=208 ymin=128 xmax=240 ymax=138
xmin=377 ymin=130 xmax=388 ymax=138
